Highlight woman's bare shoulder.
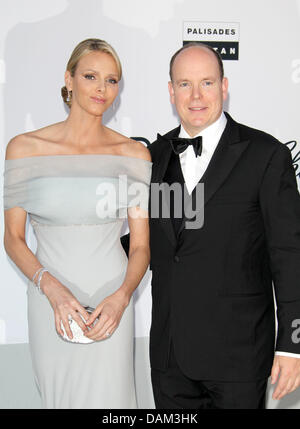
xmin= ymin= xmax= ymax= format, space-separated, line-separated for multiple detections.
xmin=5 ymin=123 xmax=64 ymax=160
xmin=105 ymin=127 xmax=151 ymax=162
xmin=5 ymin=133 xmax=36 ymax=160
xmin=125 ymin=138 xmax=152 ymax=162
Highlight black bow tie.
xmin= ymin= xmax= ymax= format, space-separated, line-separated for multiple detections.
xmin=169 ymin=136 xmax=203 ymax=157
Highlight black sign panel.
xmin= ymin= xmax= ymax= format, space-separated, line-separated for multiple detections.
xmin=183 ymin=41 xmax=239 ymax=60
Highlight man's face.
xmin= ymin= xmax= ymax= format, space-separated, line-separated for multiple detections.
xmin=168 ymin=46 xmax=228 ymax=137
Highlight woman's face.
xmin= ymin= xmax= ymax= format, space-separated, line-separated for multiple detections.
xmin=65 ymin=51 xmax=119 ymax=117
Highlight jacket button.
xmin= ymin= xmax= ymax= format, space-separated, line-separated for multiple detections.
xmin=174 ymin=255 xmax=180 ymax=262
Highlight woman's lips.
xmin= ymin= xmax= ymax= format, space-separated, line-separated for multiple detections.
xmin=91 ymin=96 xmax=106 ymax=104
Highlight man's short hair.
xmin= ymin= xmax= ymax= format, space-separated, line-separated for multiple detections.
xmin=169 ymin=42 xmax=224 ymax=81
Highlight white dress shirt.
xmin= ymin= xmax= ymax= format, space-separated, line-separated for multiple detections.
xmin=178 ymin=112 xmax=300 ymax=359
xmin=178 ymin=112 xmax=227 ymax=194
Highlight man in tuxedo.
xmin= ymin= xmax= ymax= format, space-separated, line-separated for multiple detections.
xmin=147 ymin=42 xmax=300 ymax=409
xmin=122 ymin=42 xmax=300 ymax=408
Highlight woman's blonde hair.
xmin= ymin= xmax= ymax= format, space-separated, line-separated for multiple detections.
xmin=61 ymin=38 xmax=122 ymax=107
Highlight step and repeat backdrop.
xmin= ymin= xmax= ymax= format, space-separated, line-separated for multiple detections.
xmin=0 ymin=0 xmax=299 ymax=409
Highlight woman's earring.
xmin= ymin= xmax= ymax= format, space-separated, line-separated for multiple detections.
xmin=67 ymin=89 xmax=72 ymax=103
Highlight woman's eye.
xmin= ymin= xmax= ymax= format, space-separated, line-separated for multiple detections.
xmin=84 ymin=74 xmax=95 ymax=80
xmin=107 ymin=78 xmax=118 ymax=85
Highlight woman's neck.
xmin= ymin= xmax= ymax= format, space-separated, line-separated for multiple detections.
xmin=62 ymin=105 xmax=108 ymax=149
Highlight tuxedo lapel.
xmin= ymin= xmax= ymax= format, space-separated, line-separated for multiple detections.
xmin=177 ymin=114 xmax=251 ymax=236
xmin=152 ymin=127 xmax=180 ymax=247
xmin=154 ymin=127 xmax=180 ymax=183
xmin=201 ymin=123 xmax=250 ymax=207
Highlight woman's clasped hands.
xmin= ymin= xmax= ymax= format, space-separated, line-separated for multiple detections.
xmin=42 ymin=271 xmax=129 ymax=341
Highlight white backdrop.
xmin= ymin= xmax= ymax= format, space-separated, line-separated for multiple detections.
xmin=0 ymin=0 xmax=300 ymax=408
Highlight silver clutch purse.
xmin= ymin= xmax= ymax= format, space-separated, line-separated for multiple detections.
xmin=60 ymin=305 xmax=99 ymax=344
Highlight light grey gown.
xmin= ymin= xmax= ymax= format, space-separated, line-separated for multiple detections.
xmin=3 ymin=154 xmax=152 ymax=409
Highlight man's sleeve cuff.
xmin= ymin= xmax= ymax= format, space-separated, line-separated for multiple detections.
xmin=275 ymin=351 xmax=300 ymax=358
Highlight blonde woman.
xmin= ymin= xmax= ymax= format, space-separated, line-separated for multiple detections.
xmin=3 ymin=39 xmax=151 ymax=408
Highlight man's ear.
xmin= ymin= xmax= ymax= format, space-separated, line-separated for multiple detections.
xmin=168 ymin=81 xmax=175 ymax=105
xmin=222 ymin=77 xmax=229 ymax=102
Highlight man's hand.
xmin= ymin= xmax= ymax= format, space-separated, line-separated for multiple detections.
xmin=271 ymin=355 xmax=300 ymax=400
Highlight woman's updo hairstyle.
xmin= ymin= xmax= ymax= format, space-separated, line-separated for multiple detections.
xmin=61 ymin=38 xmax=122 ymax=108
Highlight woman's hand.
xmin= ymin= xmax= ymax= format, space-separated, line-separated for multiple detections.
xmin=84 ymin=289 xmax=130 ymax=341
xmin=41 ymin=273 xmax=90 ymax=340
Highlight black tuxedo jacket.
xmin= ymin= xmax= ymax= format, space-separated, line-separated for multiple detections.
xmin=122 ymin=113 xmax=300 ymax=382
